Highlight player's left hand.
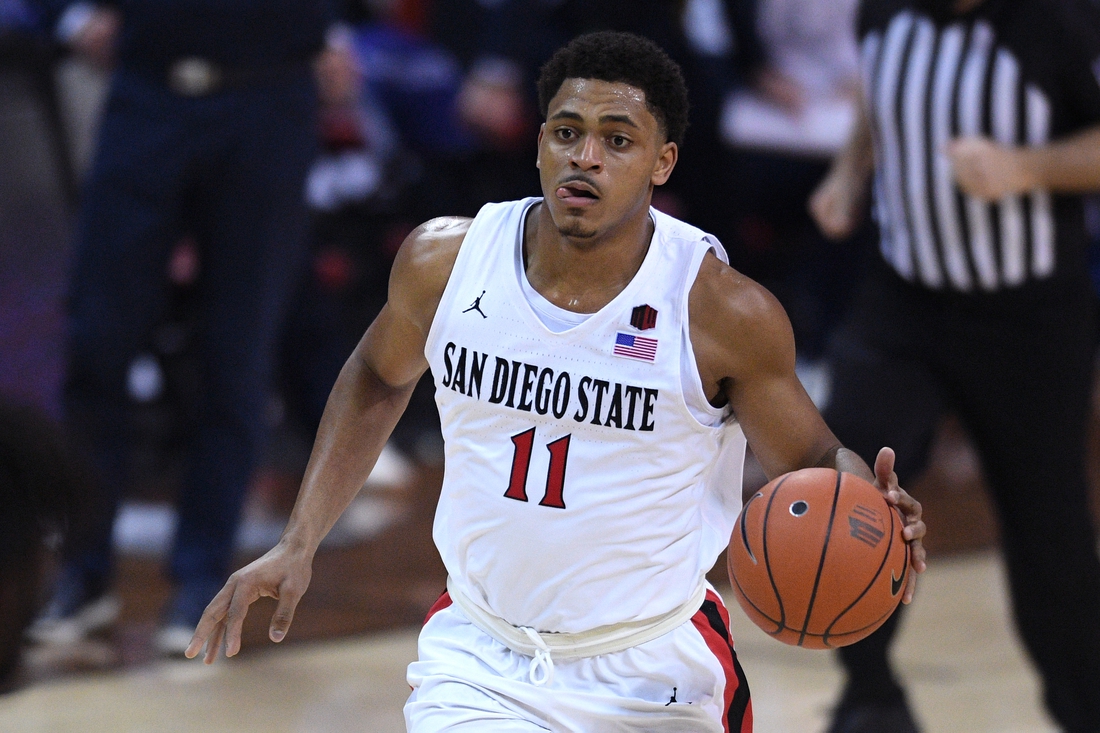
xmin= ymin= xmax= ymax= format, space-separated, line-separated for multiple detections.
xmin=874 ymin=446 xmax=926 ymax=604
xmin=948 ymin=136 xmax=1035 ymax=201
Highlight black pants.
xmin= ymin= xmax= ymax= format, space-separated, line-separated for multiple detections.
xmin=824 ymin=264 xmax=1100 ymax=732
xmin=64 ymin=68 xmax=316 ymax=622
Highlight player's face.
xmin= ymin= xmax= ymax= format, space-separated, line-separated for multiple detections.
xmin=536 ymin=78 xmax=677 ymax=242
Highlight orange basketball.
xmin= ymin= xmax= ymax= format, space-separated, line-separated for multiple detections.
xmin=727 ymin=467 xmax=909 ymax=649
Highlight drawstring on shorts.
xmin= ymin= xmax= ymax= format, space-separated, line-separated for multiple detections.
xmin=521 ymin=626 xmax=554 ymax=686
xmin=444 ymin=577 xmax=707 ymax=689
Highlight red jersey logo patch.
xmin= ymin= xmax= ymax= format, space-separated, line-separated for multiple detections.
xmin=630 ymin=304 xmax=658 ymax=330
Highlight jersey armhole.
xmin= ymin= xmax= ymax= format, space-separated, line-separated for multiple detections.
xmin=680 ymin=239 xmax=733 ymax=429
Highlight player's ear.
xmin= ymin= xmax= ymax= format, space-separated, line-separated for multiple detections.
xmin=536 ymin=123 xmax=545 ymax=169
xmin=652 ymin=141 xmax=677 ymax=186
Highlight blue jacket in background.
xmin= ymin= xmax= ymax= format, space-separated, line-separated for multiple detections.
xmin=28 ymin=0 xmax=337 ymax=68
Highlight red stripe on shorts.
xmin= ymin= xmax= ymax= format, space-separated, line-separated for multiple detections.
xmin=691 ymin=590 xmax=753 ymax=733
xmin=423 ymin=591 xmax=453 ymax=625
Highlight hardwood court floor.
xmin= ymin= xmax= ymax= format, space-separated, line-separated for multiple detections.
xmin=5 ymin=411 xmax=1099 ymax=732
xmin=0 ymin=550 xmax=1056 ymax=732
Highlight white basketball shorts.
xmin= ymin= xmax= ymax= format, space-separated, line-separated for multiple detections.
xmin=404 ymin=588 xmax=753 ymax=732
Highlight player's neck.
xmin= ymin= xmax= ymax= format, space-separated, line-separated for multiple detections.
xmin=523 ymin=202 xmax=653 ymax=314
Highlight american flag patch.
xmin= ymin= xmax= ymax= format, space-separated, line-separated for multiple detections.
xmin=613 ymin=332 xmax=658 ymax=361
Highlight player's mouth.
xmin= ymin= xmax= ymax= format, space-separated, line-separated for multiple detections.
xmin=555 ymin=179 xmax=600 ymax=207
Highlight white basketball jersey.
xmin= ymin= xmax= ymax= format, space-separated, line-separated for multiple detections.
xmin=424 ymin=198 xmax=747 ymax=633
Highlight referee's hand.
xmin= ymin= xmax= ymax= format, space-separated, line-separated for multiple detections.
xmin=948 ymin=136 xmax=1033 ymax=201
xmin=809 ymin=170 xmax=863 ymax=241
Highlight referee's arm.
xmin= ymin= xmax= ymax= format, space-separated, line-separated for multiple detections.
xmin=948 ymin=126 xmax=1100 ymax=201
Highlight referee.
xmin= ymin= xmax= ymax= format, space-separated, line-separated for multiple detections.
xmin=810 ymin=0 xmax=1100 ymax=731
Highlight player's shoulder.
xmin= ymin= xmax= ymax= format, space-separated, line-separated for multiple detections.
xmin=689 ymin=253 xmax=795 ymax=385
xmin=690 ymin=253 xmax=788 ymax=332
xmin=387 ymin=216 xmax=472 ymax=319
xmin=391 ymin=216 xmax=471 ymax=280
xmin=402 ymin=216 xmax=471 ymax=258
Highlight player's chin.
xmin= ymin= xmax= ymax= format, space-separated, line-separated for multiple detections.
xmin=548 ymin=209 xmax=594 ymax=237
xmin=556 ymin=220 xmax=599 ymax=239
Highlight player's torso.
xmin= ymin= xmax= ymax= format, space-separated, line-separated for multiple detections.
xmin=424 ymin=198 xmax=746 ymax=633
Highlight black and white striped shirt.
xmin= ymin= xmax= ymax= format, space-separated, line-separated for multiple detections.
xmin=860 ymin=0 xmax=1100 ymax=293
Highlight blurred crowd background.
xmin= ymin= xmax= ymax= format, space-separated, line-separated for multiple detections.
xmin=1 ymin=0 xmax=1100 ymax=698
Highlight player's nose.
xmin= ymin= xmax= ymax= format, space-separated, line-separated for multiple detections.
xmin=569 ymin=134 xmax=603 ymax=171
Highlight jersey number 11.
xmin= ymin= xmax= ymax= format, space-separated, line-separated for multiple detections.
xmin=504 ymin=427 xmax=571 ymax=509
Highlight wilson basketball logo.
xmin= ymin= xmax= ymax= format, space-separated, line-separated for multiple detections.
xmin=848 ymin=505 xmax=886 ymax=548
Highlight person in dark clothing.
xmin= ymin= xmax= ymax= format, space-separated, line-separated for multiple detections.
xmin=26 ymin=0 xmax=353 ymax=656
xmin=810 ymin=0 xmax=1100 ymax=730
xmin=719 ymin=0 xmax=872 ymax=361
xmin=0 ymin=400 xmax=82 ymax=689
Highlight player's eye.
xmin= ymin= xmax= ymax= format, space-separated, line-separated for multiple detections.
xmin=610 ymin=135 xmax=630 ymax=148
xmin=556 ymin=128 xmax=576 ymax=141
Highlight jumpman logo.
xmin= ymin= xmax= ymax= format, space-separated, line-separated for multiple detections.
xmin=463 ymin=290 xmax=487 ymax=318
xmin=665 ymin=687 xmax=691 ymax=706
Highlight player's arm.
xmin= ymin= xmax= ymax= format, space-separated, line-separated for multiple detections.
xmin=689 ymin=254 xmax=926 ymax=601
xmin=186 ymin=217 xmax=471 ymax=663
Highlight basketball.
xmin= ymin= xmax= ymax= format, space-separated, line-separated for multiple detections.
xmin=727 ymin=468 xmax=909 ymax=649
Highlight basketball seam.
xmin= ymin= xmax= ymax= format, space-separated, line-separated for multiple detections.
xmin=797 ymin=470 xmax=841 ymax=647
xmin=777 ymin=614 xmax=898 ymax=640
xmin=739 ymin=492 xmax=761 ymax=565
xmin=761 ymin=473 xmax=791 ymax=633
xmin=730 ymin=563 xmax=782 ymax=632
xmin=730 ymin=490 xmax=785 ymax=632
xmin=821 ymin=488 xmax=897 ymax=645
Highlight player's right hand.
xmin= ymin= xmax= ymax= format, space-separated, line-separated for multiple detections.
xmin=185 ymin=541 xmax=314 ymax=663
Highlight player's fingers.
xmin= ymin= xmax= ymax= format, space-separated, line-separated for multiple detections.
xmin=874 ymin=446 xmax=898 ymax=490
xmin=909 ymin=536 xmax=928 ymax=574
xmin=223 ymin=580 xmax=258 ymax=658
xmin=889 ymin=487 xmax=923 ymax=523
xmin=203 ymin=622 xmax=226 ymax=665
xmin=902 ymin=566 xmax=919 ymax=604
xmin=185 ymin=581 xmax=234 ymax=659
xmin=269 ymin=584 xmax=304 ymax=643
xmin=901 ymin=515 xmax=927 ymax=543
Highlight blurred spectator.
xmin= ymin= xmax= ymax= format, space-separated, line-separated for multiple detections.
xmin=292 ymin=1 xmax=485 ymax=461
xmin=719 ymin=0 xmax=870 ymax=363
xmin=0 ymin=400 xmax=81 ymax=690
xmin=0 ymin=0 xmax=37 ymax=30
xmin=26 ymin=0 xmax=352 ymax=656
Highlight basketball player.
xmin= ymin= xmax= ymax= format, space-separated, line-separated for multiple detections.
xmin=187 ymin=32 xmax=927 ymax=731
xmin=809 ymin=0 xmax=1100 ymax=730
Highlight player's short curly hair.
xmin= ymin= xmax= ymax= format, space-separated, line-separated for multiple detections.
xmin=537 ymin=31 xmax=689 ymax=147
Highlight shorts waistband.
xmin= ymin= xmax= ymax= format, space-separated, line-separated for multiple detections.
xmin=445 ymin=578 xmax=708 ymax=686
